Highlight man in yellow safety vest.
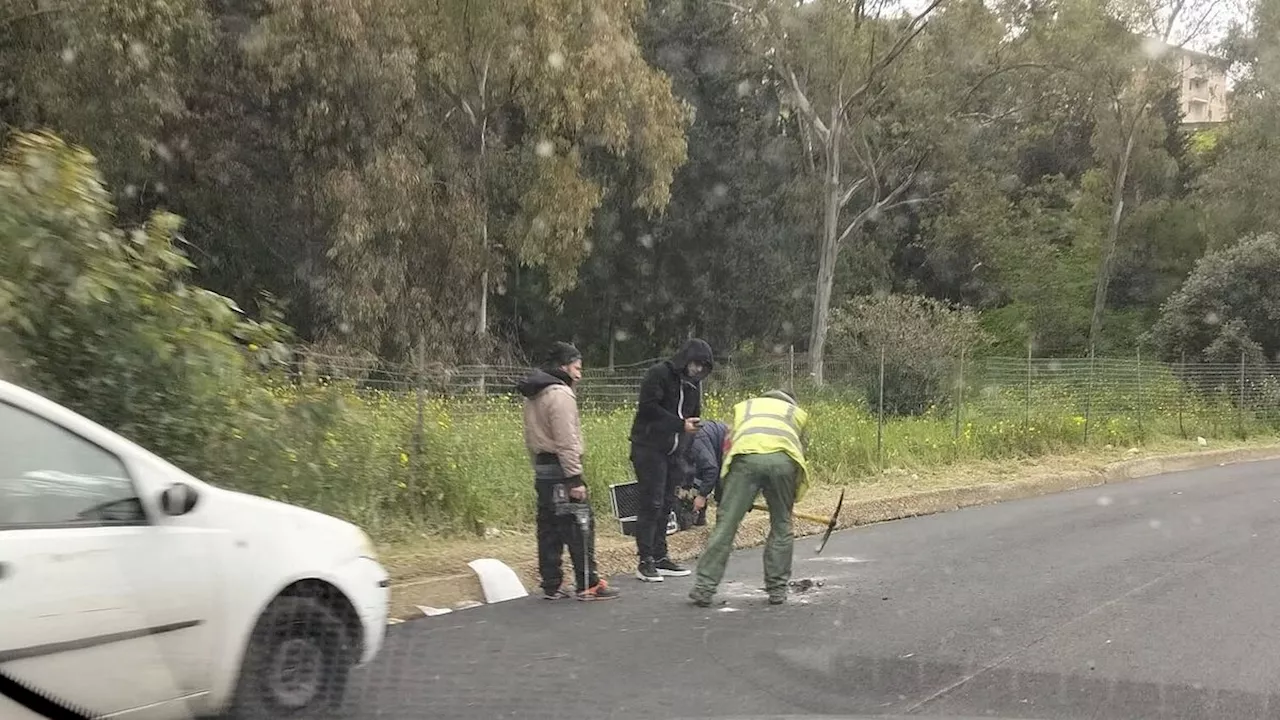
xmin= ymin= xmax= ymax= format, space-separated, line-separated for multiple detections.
xmin=689 ymin=389 xmax=810 ymax=607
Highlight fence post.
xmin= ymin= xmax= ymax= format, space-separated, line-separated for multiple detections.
xmin=1239 ymin=349 xmax=1246 ymax=439
xmin=954 ymin=347 xmax=965 ymax=439
xmin=789 ymin=345 xmax=796 ymax=391
xmin=1024 ymin=342 xmax=1032 ymax=430
xmin=1178 ymin=350 xmax=1186 ymax=438
xmin=412 ymin=338 xmax=426 ymax=524
xmin=1084 ymin=345 xmax=1095 ymax=443
xmin=1136 ymin=347 xmax=1143 ymax=439
xmin=877 ymin=346 xmax=885 ymax=468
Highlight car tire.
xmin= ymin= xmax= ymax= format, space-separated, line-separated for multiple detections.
xmin=226 ymin=595 xmax=353 ymax=719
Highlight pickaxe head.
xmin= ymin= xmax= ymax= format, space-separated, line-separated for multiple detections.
xmin=814 ymin=488 xmax=846 ymax=555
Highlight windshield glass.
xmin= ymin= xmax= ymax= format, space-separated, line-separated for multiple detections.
xmin=1 ymin=0 xmax=1275 ymax=718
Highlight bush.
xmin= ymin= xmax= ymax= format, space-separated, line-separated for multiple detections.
xmin=1152 ymin=233 xmax=1280 ymax=363
xmin=826 ymin=293 xmax=986 ymax=415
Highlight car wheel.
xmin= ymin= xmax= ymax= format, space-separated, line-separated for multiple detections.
xmin=227 ymin=595 xmax=353 ymax=719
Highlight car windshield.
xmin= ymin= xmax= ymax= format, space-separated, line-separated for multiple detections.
xmin=2 ymin=0 xmax=1278 ymax=718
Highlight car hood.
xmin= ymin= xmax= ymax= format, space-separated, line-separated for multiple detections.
xmin=198 ymin=483 xmax=369 ymax=554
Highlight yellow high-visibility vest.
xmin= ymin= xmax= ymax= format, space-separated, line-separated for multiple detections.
xmin=721 ymin=396 xmax=811 ymax=500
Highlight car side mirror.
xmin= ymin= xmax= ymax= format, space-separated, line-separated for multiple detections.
xmin=160 ymin=482 xmax=200 ymax=516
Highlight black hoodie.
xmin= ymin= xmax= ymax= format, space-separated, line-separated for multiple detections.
xmin=628 ymin=338 xmax=714 ymax=454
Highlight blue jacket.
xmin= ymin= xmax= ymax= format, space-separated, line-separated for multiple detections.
xmin=689 ymin=420 xmax=729 ymax=500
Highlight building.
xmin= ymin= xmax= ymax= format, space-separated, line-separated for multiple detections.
xmin=1167 ymin=45 xmax=1231 ymax=125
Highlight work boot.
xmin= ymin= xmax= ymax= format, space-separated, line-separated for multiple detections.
xmin=577 ymin=579 xmax=619 ymax=601
xmin=688 ymin=588 xmax=713 ymax=608
xmin=655 ymin=557 xmax=691 ymax=577
xmin=636 ymin=560 xmax=663 ymax=582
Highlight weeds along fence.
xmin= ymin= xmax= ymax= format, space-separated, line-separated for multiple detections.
xmin=290 ymin=348 xmax=1280 ymax=437
xmin=248 ymin=348 xmax=1280 ymax=538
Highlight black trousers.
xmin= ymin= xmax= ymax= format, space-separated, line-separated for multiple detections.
xmin=535 ymin=481 xmax=599 ymax=592
xmin=631 ymin=445 xmax=683 ymax=563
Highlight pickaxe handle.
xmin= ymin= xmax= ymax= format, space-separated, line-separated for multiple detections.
xmin=751 ymin=504 xmax=829 ymax=526
xmin=750 ymin=489 xmax=846 ymax=554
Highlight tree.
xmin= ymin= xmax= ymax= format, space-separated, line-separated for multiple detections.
xmin=1033 ymin=0 xmax=1232 ymax=351
xmin=0 ymin=0 xmax=211 ymax=190
xmin=408 ymin=0 xmax=689 ymax=350
xmin=0 ymin=132 xmax=284 ymax=470
xmin=727 ymin=0 xmax=1015 ymax=384
xmin=1151 ymin=233 xmax=1280 ymax=363
xmin=1193 ymin=0 xmax=1280 ymax=246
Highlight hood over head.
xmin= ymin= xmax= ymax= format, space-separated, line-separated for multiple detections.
xmin=544 ymin=341 xmax=582 ymax=368
xmin=516 ymin=369 xmax=570 ymax=398
xmin=669 ymin=338 xmax=714 ymax=379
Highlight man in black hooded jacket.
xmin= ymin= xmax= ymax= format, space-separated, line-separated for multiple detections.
xmin=628 ymin=338 xmax=714 ymax=582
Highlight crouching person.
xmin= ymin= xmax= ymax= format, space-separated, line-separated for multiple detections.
xmin=517 ymin=342 xmax=619 ymax=601
xmin=689 ymin=420 xmax=729 ymax=526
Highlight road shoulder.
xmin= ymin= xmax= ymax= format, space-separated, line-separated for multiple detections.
xmin=381 ymin=438 xmax=1280 ymax=619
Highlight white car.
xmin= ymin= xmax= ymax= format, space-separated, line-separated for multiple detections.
xmin=0 ymin=379 xmax=389 ymax=719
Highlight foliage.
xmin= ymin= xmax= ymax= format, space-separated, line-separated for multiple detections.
xmin=1151 ymin=233 xmax=1280 ymax=363
xmin=826 ymin=293 xmax=985 ymax=415
xmin=0 ymin=132 xmax=285 ymax=469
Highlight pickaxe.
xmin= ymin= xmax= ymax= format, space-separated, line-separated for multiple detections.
xmin=751 ymin=488 xmax=846 ymax=554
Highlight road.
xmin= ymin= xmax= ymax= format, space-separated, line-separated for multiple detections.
xmin=343 ymin=459 xmax=1280 ymax=720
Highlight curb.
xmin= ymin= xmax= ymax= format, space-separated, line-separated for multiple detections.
xmin=387 ymin=444 xmax=1280 ymax=620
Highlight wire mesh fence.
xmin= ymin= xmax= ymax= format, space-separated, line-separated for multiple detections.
xmin=289 ymin=348 xmax=1280 ymax=428
xmin=287 ymin=347 xmax=1280 ymax=450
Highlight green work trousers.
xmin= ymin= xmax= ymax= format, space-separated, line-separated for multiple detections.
xmin=692 ymin=452 xmax=798 ymax=600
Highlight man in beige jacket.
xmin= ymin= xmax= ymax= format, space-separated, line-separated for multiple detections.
xmin=517 ymin=342 xmax=620 ymax=601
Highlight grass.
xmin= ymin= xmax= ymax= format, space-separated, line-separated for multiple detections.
xmin=199 ymin=370 xmax=1280 ymax=550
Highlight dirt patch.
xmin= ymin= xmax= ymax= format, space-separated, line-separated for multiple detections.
xmin=381 ymin=439 xmax=1280 ymax=620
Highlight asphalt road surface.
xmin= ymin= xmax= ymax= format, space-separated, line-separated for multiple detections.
xmin=344 ymin=459 xmax=1280 ymax=720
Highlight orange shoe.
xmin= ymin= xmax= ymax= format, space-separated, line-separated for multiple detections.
xmin=577 ymin=579 xmax=620 ymax=601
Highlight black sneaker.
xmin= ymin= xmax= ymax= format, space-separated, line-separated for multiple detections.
xmin=655 ymin=557 xmax=691 ymax=577
xmin=636 ymin=561 xmax=663 ymax=582
xmin=768 ymin=592 xmax=786 ymax=605
xmin=542 ymin=587 xmax=572 ymax=600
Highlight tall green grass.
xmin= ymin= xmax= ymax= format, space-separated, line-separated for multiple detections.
xmin=196 ymin=374 xmax=1279 ymax=543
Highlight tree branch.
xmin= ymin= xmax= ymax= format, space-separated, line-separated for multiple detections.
xmin=0 ymin=3 xmax=65 ymax=28
xmin=838 ymin=176 xmax=869 ymax=209
xmin=779 ymin=60 xmax=830 ymax=140
xmin=836 ymin=154 xmax=929 ymax=245
xmin=839 ymin=0 xmax=948 ymax=117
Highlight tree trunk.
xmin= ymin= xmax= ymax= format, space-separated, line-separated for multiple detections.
xmin=1088 ymin=126 xmax=1137 ymax=351
xmin=808 ymin=114 xmax=842 ymax=386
